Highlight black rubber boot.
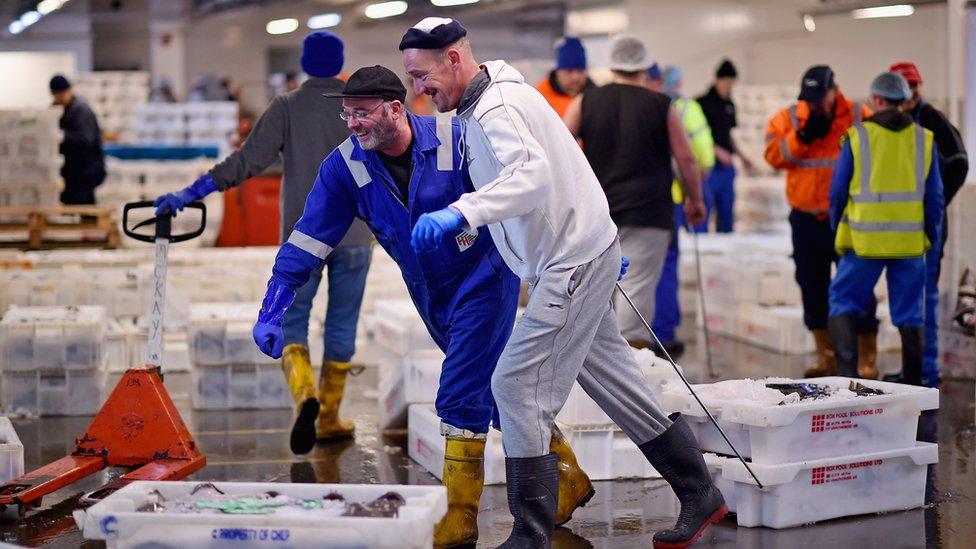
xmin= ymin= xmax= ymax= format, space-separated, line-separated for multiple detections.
xmin=497 ymin=453 xmax=558 ymax=549
xmin=639 ymin=413 xmax=728 ymax=548
xmin=828 ymin=314 xmax=859 ymax=378
xmin=899 ymin=327 xmax=924 ymax=386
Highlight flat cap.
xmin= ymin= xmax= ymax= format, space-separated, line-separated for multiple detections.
xmin=399 ymin=17 xmax=467 ymax=50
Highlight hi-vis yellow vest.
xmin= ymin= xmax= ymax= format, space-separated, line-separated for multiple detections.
xmin=835 ymin=120 xmax=933 ymax=258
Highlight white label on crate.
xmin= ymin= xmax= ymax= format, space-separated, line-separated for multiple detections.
xmin=810 ymin=459 xmax=884 ymax=485
xmin=810 ymin=408 xmax=884 ymax=433
xmin=455 ymin=229 xmax=477 ymax=252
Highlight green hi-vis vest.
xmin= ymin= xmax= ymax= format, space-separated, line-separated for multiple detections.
xmin=671 ymin=97 xmax=714 ymax=205
xmin=835 ymin=119 xmax=934 ymax=258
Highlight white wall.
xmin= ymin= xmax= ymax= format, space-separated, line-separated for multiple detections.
xmin=0 ymin=52 xmax=76 ymax=108
xmin=624 ymin=0 xmax=952 ymax=107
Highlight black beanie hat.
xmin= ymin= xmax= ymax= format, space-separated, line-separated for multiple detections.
xmin=715 ymin=59 xmax=737 ymax=79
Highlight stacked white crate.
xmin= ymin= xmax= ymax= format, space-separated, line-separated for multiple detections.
xmin=0 ymin=305 xmax=108 ymax=416
xmin=72 ymin=71 xmax=149 ymax=142
xmin=407 ymin=349 xmax=681 ymax=484
xmin=662 ymin=376 xmax=938 ymax=528
xmin=130 ymin=102 xmax=238 ymax=157
xmin=371 ymin=298 xmax=443 ymax=431
xmin=0 ymin=417 xmax=25 ymax=483
xmin=0 ymin=108 xmax=63 ymax=208
xmin=187 ymin=302 xmax=289 ymax=410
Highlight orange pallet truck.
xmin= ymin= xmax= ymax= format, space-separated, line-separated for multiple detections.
xmin=0 ymin=201 xmax=208 ymax=517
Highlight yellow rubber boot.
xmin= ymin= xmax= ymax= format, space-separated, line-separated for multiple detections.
xmin=316 ymin=361 xmax=356 ymax=442
xmin=434 ymin=436 xmax=486 ymax=548
xmin=804 ymin=329 xmax=838 ymax=378
xmin=282 ymin=344 xmax=319 ymax=455
xmin=857 ymin=332 xmax=879 ymax=380
xmin=551 ymin=424 xmax=595 ymax=525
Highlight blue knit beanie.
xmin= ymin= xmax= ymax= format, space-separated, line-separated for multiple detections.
xmin=301 ymin=31 xmax=344 ymax=78
xmin=555 ymin=37 xmax=586 ymax=70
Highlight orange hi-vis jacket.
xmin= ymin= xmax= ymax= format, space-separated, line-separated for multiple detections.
xmin=764 ymin=92 xmax=872 ymax=212
xmin=536 ymin=76 xmax=575 ymax=118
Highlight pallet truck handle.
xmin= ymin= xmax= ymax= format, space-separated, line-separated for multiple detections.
xmin=122 ymin=200 xmax=207 ymax=243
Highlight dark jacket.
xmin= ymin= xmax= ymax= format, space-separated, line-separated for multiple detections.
xmin=911 ymin=100 xmax=968 ymax=205
xmin=59 ymin=97 xmax=106 ymax=191
xmin=209 ymin=77 xmax=371 ymax=246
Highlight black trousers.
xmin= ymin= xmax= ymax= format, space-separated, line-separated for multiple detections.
xmin=789 ymin=209 xmax=879 ymax=332
xmin=60 ymin=183 xmax=96 ymax=205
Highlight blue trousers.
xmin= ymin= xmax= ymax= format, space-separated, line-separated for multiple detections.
xmin=705 ymin=163 xmax=736 ymax=233
xmin=410 ymin=250 xmax=518 ymax=433
xmin=790 ymin=210 xmax=879 ymax=333
xmin=923 ymin=235 xmax=942 ymax=386
xmin=830 ymin=253 xmax=926 ymax=328
xmin=652 ymin=206 xmax=682 ymax=343
xmin=282 ymin=245 xmax=373 ymax=362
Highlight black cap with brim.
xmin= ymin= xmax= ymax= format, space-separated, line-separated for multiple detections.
xmin=798 ymin=65 xmax=835 ymax=103
xmin=323 ymin=65 xmax=407 ymax=103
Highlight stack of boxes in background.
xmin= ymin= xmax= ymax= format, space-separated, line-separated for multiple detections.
xmin=661 ymin=377 xmax=938 ymax=528
xmin=0 ymin=305 xmax=108 ymax=416
xmin=131 ymin=102 xmax=238 ymax=158
xmin=71 ymin=71 xmax=150 ymax=142
xmin=187 ymin=302 xmax=290 ymax=410
xmin=0 ymin=109 xmax=63 ymax=208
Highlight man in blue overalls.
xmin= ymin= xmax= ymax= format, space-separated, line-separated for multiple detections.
xmin=250 ymin=66 xmax=593 ymax=548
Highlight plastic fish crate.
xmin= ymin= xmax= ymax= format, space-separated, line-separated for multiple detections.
xmin=0 ymin=417 xmax=24 ymax=483
xmin=371 ymin=299 xmax=439 ymax=353
xmin=737 ymin=304 xmax=815 ymax=354
xmin=700 ymin=255 xmax=798 ymax=306
xmin=705 ymin=442 xmax=936 ymax=528
xmin=377 ymin=346 xmax=444 ymax=431
xmin=191 ymin=362 xmax=291 ymax=410
xmin=941 ymin=329 xmax=976 ymax=379
xmin=0 ymin=367 xmax=106 ymax=416
xmin=74 ymin=480 xmax=447 ymax=549
xmin=408 ymin=404 xmax=659 ymax=485
xmin=556 ymin=348 xmax=682 ymax=426
xmin=188 ymin=303 xmax=274 ymax=366
xmin=0 ymin=305 xmax=106 ymax=371
xmin=662 ymin=376 xmax=938 ymax=463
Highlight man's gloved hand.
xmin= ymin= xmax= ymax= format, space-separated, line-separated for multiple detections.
xmin=619 ymin=256 xmax=630 ymax=281
xmin=411 ymin=207 xmax=465 ymax=253
xmin=253 ymin=279 xmax=296 ymax=359
xmin=797 ymin=112 xmax=832 ymax=144
xmin=154 ymin=173 xmax=219 ymax=216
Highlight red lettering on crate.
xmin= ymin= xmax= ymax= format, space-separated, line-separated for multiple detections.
xmin=811 ymin=459 xmax=883 ymax=485
xmin=811 ymin=407 xmax=884 ymax=433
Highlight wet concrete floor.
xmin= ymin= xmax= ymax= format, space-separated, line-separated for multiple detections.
xmin=0 ymin=327 xmax=972 ymax=548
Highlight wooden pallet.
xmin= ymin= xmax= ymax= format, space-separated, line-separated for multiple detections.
xmin=0 ymin=206 xmax=119 ymax=250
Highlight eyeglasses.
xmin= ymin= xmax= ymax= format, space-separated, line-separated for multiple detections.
xmin=339 ymin=102 xmax=385 ymax=122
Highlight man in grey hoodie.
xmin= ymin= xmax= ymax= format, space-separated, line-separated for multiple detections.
xmin=402 ymin=18 xmax=726 ymax=549
xmin=155 ymin=32 xmax=373 ymax=456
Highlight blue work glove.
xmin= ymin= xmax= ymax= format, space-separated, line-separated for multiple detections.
xmin=253 ymin=279 xmax=297 ymax=359
xmin=618 ymin=256 xmax=630 ymax=281
xmin=154 ymin=173 xmax=219 ymax=216
xmin=410 ymin=207 xmax=465 ymax=253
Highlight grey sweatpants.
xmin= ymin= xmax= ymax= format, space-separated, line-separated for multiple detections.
xmin=491 ymin=239 xmax=673 ymax=458
xmin=614 ymin=226 xmax=671 ymax=343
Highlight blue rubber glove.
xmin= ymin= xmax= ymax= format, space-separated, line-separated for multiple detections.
xmin=253 ymin=279 xmax=297 ymax=359
xmin=154 ymin=173 xmax=219 ymax=216
xmin=618 ymin=256 xmax=630 ymax=281
xmin=410 ymin=207 xmax=465 ymax=253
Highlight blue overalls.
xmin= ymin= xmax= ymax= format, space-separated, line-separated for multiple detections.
xmin=271 ymin=113 xmax=519 ymax=433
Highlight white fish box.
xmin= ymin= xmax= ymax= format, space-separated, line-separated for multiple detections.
xmin=706 ymin=442 xmax=936 ymax=528
xmin=188 ymin=303 xmax=274 ymax=366
xmin=74 ymin=480 xmax=447 ymax=549
xmin=124 ymin=327 xmax=191 ymax=373
xmin=737 ymin=304 xmax=814 ymax=354
xmin=377 ymin=347 xmax=444 ymax=431
xmin=0 ymin=417 xmax=24 ymax=483
xmin=0 ymin=305 xmax=106 ymax=371
xmin=1 ymin=367 xmax=106 ymax=416
xmin=697 ymin=299 xmax=742 ymax=339
xmin=191 ymin=362 xmax=291 ymax=410
xmin=371 ymin=299 xmax=439 ymax=353
xmin=556 ymin=349 xmax=682 ymax=426
xmin=700 ymin=255 xmax=798 ymax=306
xmin=662 ymin=376 xmax=938 ymax=463
xmin=408 ymin=404 xmax=659 ymax=485
xmin=941 ymin=329 xmax=976 ymax=379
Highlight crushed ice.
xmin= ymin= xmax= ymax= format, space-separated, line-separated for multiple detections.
xmin=695 ymin=378 xmax=886 ymax=406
